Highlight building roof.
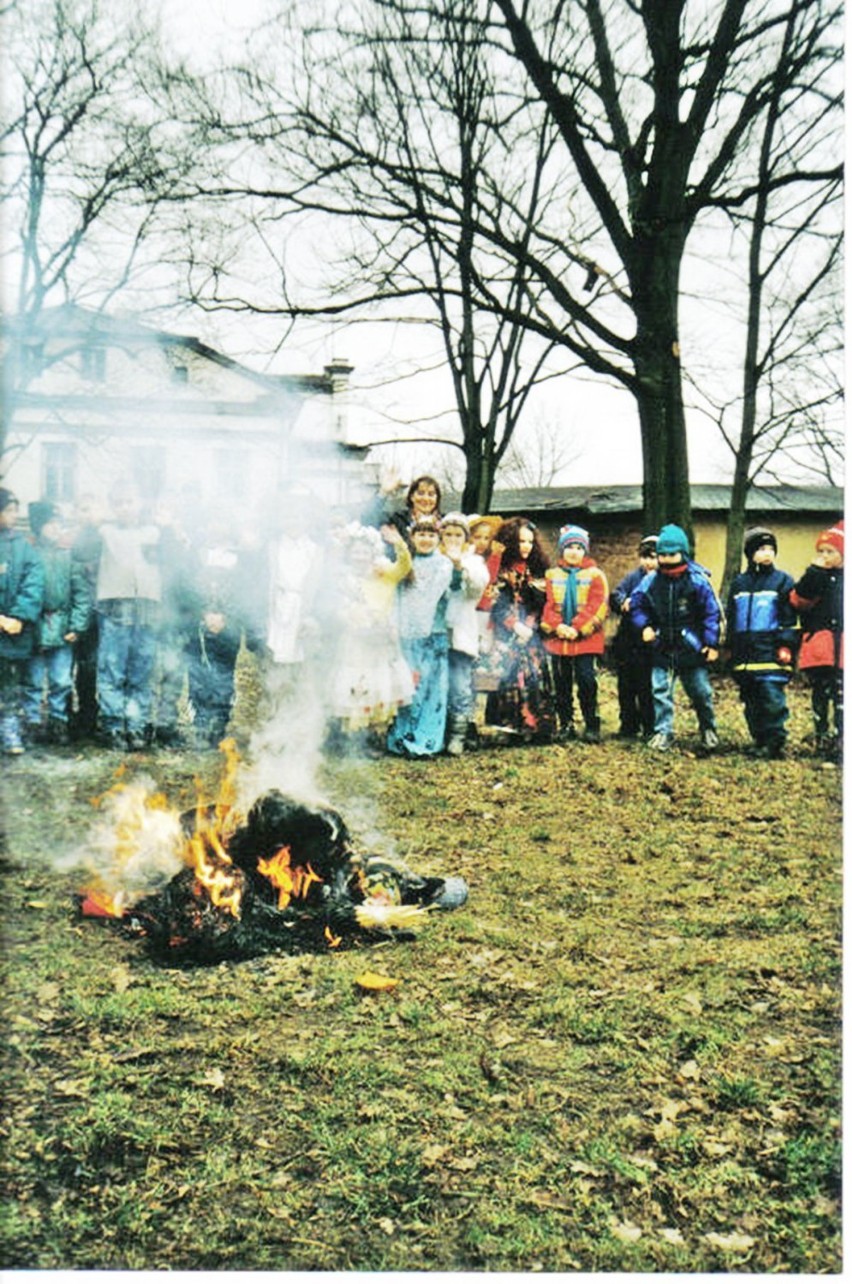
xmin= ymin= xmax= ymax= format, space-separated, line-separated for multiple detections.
xmin=4 ymin=303 xmax=341 ymax=397
xmin=480 ymin=483 xmax=843 ymax=517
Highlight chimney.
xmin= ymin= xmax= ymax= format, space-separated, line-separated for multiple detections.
xmin=324 ymin=357 xmax=354 ymax=393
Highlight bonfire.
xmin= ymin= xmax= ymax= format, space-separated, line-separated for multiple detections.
xmin=77 ymin=741 xmax=467 ymax=962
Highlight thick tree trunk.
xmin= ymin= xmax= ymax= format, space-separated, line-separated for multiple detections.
xmin=631 ymin=243 xmax=693 ymax=542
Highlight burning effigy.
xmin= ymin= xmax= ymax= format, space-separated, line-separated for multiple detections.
xmin=77 ymin=741 xmax=467 ymax=963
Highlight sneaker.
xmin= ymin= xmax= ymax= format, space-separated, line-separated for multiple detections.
xmin=581 ymin=727 xmax=601 ymax=744
xmin=2 ymin=717 xmax=25 ymax=755
xmin=701 ymin=728 xmax=720 ymax=750
xmin=647 ymin=732 xmax=673 ymax=752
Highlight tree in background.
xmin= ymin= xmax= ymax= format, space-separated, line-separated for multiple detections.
xmin=180 ymin=0 xmax=842 ymax=532
xmin=180 ymin=0 xmax=592 ymax=513
xmin=0 ymin=0 xmax=203 ymax=459
xmin=702 ymin=0 xmax=843 ymax=597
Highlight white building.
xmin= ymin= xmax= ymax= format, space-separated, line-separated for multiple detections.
xmin=1 ymin=305 xmax=377 ymax=518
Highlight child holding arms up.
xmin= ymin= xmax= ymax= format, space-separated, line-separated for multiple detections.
xmin=386 ymin=515 xmax=452 ymax=758
xmin=326 ymin=522 xmax=414 ymax=755
xmin=440 ymin=513 xmax=489 ymax=755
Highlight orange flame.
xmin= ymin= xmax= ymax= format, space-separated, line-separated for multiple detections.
xmin=185 ymin=831 xmax=244 ymax=918
xmin=257 ymin=844 xmax=322 ymax=910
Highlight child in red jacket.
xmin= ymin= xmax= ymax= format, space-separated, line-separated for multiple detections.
xmin=790 ymin=520 xmax=843 ymax=760
xmin=541 ymin=524 xmax=609 ymax=742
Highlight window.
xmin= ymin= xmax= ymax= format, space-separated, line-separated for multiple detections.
xmin=42 ymin=442 xmax=77 ymax=503
xmin=171 ymin=365 xmax=189 ymax=385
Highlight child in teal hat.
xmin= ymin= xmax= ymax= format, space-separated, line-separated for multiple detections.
xmin=629 ymin=524 xmax=722 ymax=752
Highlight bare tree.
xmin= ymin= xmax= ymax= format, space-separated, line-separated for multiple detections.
xmin=179 ymin=0 xmax=597 ymax=511
xmin=181 ymin=0 xmax=842 ymax=532
xmin=0 ymin=0 xmax=204 ymax=458
xmin=706 ymin=0 xmax=843 ymax=596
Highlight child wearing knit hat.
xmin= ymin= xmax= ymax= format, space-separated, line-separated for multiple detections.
xmin=726 ymin=528 xmax=797 ymax=758
xmin=790 ymin=520 xmax=844 ymax=759
xmin=22 ymin=501 xmax=92 ymax=746
xmin=629 ymin=523 xmax=722 ymax=752
xmin=609 ymin=535 xmax=659 ymax=738
xmin=0 ymin=490 xmax=45 ymax=754
xmin=541 ymin=524 xmax=609 ymax=742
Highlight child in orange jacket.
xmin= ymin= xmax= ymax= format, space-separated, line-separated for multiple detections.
xmin=541 ymin=524 xmax=608 ymax=742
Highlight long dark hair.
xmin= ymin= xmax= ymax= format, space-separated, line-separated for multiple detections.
xmin=498 ymin=517 xmax=550 ymax=578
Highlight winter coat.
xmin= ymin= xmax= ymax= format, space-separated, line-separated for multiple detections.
xmin=0 ymin=527 xmax=44 ymax=660
xmin=541 ymin=557 xmax=608 ymax=657
xmin=32 ymin=539 xmax=92 ymax=650
xmin=630 ymin=561 xmax=721 ymax=670
xmin=609 ymin=566 xmax=647 ymax=659
xmin=790 ymin=563 xmax=844 ymax=670
xmin=726 ymin=564 xmax=797 ymax=679
xmin=95 ymin=522 xmax=162 ymax=603
xmin=445 ymin=550 xmax=490 ymax=658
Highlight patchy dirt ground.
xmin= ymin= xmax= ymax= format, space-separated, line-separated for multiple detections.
xmin=0 ymin=671 xmax=842 ymax=1271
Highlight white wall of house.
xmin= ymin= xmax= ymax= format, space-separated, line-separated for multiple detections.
xmin=2 ymin=309 xmax=376 ymax=521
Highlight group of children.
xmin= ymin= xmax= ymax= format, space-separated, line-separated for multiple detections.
xmin=0 ymin=472 xmax=844 ymax=762
xmin=0 ymin=481 xmax=266 ymax=755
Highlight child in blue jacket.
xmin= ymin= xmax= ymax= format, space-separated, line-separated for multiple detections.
xmin=0 ymin=488 xmax=45 ymax=755
xmin=630 ymin=523 xmax=721 ymax=752
xmin=23 ymin=501 xmax=92 ymax=746
xmin=726 ymin=527 xmax=796 ymax=759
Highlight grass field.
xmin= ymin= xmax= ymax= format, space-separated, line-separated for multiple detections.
xmin=0 ymin=671 xmax=842 ymax=1272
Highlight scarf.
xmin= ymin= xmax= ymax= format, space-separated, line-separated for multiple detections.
xmin=562 ymin=567 xmax=579 ymax=624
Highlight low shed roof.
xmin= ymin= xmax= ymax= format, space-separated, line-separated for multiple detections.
xmin=482 ymin=483 xmax=843 ymax=517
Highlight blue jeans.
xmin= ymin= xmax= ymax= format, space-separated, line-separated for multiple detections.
xmin=448 ymin=650 xmax=476 ymax=721
xmin=651 ymin=663 xmax=716 ymax=739
xmin=23 ymin=644 xmax=74 ymax=725
xmin=97 ymin=615 xmax=158 ymax=735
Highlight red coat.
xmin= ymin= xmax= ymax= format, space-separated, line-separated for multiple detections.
xmin=541 ymin=558 xmax=608 ymax=657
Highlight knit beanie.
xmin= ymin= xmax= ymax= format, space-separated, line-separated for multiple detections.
xmin=638 ymin=534 xmax=658 ymax=556
xmin=0 ymin=487 xmax=18 ymax=513
xmin=816 ymin=520 xmax=844 ymax=555
xmin=656 ymin=523 xmax=690 ymax=556
xmin=440 ymin=512 xmax=470 ymax=537
xmin=410 ymin=514 xmax=441 ymax=535
xmin=743 ymin=527 xmax=777 ymax=562
xmin=28 ymin=500 xmax=57 ymax=538
xmin=558 ymin=523 xmax=590 ymax=553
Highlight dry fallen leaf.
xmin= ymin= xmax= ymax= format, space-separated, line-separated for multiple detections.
xmin=611 ymin=1220 xmax=643 ymax=1244
xmin=703 ymin=1230 xmax=756 ymax=1252
xmin=110 ymin=965 xmax=132 ymax=994
xmin=422 ymin=1143 xmax=450 ymax=1167
xmin=355 ymin=972 xmax=401 ymax=992
xmin=199 ymin=1067 xmax=226 ymax=1090
xmin=658 ymin=1227 xmax=685 ymax=1245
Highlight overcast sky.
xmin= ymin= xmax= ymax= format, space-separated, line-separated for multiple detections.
xmin=150 ymin=1 xmax=826 ymax=491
